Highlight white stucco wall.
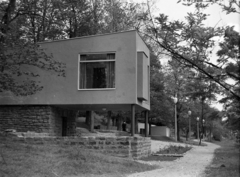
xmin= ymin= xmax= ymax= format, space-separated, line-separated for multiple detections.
xmin=138 ymin=123 xmax=156 ymax=135
xmin=151 ymin=126 xmax=171 ymax=137
xmin=0 ymin=30 xmax=150 ymax=111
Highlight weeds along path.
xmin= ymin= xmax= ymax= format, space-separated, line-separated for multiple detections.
xmin=127 ymin=141 xmax=220 ymax=177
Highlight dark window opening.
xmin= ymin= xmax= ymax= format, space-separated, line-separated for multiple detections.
xmin=79 ymin=53 xmax=115 ymax=89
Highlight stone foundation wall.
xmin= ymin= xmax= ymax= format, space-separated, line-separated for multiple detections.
xmin=0 ymin=106 xmax=51 ymax=133
xmin=130 ymin=137 xmax=151 ymax=159
xmin=0 ymin=106 xmax=77 ymax=136
xmin=7 ymin=136 xmax=151 ymax=159
xmin=48 ymin=107 xmax=76 ymax=136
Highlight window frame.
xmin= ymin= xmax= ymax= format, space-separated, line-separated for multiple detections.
xmin=78 ymin=52 xmax=116 ymax=90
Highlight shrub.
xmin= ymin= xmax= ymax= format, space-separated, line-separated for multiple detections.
xmin=158 ymin=145 xmax=192 ymax=154
xmin=213 ymin=129 xmax=222 ymax=141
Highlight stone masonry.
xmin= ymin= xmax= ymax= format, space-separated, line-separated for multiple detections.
xmin=0 ymin=106 xmax=77 ymax=136
xmin=0 ymin=105 xmax=151 ymax=159
xmin=5 ymin=135 xmax=151 ymax=159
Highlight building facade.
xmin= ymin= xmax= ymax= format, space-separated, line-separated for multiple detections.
xmin=0 ymin=30 xmax=150 ymax=136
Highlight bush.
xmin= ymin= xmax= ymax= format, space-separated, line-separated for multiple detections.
xmin=213 ymin=130 xmax=222 ymax=141
xmin=158 ymin=145 xmax=192 ymax=154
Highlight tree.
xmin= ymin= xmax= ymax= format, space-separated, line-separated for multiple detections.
xmin=138 ymin=1 xmax=240 ymax=101
xmin=148 ymin=53 xmax=173 ymax=126
xmin=0 ymin=0 xmax=66 ymax=96
xmin=163 ymin=59 xmax=196 ymax=140
xmin=178 ymin=0 xmax=240 ymax=136
xmin=205 ymin=108 xmax=222 ymax=141
xmin=179 ymin=0 xmax=240 ymax=14
xmin=104 ymin=0 xmax=143 ymax=32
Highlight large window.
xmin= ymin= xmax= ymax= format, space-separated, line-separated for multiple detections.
xmin=79 ymin=53 xmax=115 ymax=89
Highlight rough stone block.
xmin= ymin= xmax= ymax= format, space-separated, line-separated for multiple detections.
xmin=105 ymin=141 xmax=112 ymax=145
xmin=97 ymin=137 xmax=105 ymax=140
xmin=120 ymin=141 xmax=129 ymax=145
xmin=98 ymin=141 xmax=104 ymax=145
xmin=89 ymin=141 xmax=97 ymax=145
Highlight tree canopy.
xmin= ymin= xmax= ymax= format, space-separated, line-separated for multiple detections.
xmin=1 ymin=0 xmax=239 ymax=134
xmin=138 ymin=0 xmax=239 ymax=102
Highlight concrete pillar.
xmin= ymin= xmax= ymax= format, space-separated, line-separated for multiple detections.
xmin=85 ymin=111 xmax=90 ymax=125
xmin=131 ymin=104 xmax=135 ymax=136
xmin=118 ymin=114 xmax=123 ymax=131
xmin=90 ymin=111 xmax=94 ymax=132
xmin=111 ymin=116 xmax=115 ymax=126
xmin=135 ymin=113 xmax=139 ymax=134
xmin=145 ymin=111 xmax=149 ymax=137
xmin=149 ymin=117 xmax=151 ymax=136
xmin=113 ymin=117 xmax=116 ymax=126
xmin=107 ymin=111 xmax=111 ymax=130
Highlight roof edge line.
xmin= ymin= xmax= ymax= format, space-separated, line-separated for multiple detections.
xmin=38 ymin=29 xmax=137 ymax=44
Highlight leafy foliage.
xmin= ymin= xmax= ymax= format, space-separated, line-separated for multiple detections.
xmin=0 ymin=0 xmax=144 ymax=96
xmin=0 ymin=0 xmax=239 ymax=135
xmin=178 ymin=0 xmax=240 ymax=14
xmin=149 ymin=53 xmax=173 ymax=126
xmin=0 ymin=0 xmax=66 ymax=96
xmin=139 ymin=1 xmax=240 ymax=101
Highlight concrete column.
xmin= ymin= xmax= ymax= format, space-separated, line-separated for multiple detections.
xmin=107 ymin=111 xmax=111 ymax=130
xmin=90 ymin=111 xmax=94 ymax=132
xmin=117 ymin=113 xmax=122 ymax=131
xmin=113 ymin=117 xmax=116 ymax=126
xmin=131 ymin=104 xmax=135 ymax=136
xmin=145 ymin=111 xmax=149 ymax=137
xmin=135 ymin=113 xmax=139 ymax=134
xmin=85 ymin=111 xmax=90 ymax=125
xmin=111 ymin=116 xmax=115 ymax=126
xmin=149 ymin=117 xmax=151 ymax=136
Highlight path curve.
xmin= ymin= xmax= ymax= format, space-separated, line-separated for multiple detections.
xmin=128 ymin=141 xmax=220 ymax=177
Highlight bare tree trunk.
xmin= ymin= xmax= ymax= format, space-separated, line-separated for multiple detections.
xmin=177 ymin=114 xmax=180 ymax=141
xmin=199 ymin=96 xmax=205 ymax=145
xmin=209 ymin=122 xmax=212 ymax=142
xmin=0 ymin=0 xmax=16 ymax=42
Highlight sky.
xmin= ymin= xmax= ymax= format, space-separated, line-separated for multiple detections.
xmin=129 ymin=0 xmax=240 ymax=111
xmin=130 ymin=0 xmax=240 ymax=32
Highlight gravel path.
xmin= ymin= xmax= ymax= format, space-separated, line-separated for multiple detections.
xmin=128 ymin=140 xmax=220 ymax=177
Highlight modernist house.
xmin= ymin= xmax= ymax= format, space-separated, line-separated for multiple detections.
xmin=0 ymin=30 xmax=150 ymax=137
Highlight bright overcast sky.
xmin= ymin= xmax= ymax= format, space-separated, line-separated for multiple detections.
xmin=130 ymin=0 xmax=240 ymax=31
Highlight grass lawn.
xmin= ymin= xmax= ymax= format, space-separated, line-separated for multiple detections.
xmin=0 ymin=136 xmax=156 ymax=177
xmin=204 ymin=139 xmax=240 ymax=177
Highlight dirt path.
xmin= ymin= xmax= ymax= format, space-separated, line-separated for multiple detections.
xmin=127 ymin=140 xmax=220 ymax=177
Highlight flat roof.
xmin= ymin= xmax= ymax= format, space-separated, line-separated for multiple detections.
xmin=39 ymin=30 xmax=136 ymax=44
xmin=38 ymin=30 xmax=150 ymax=51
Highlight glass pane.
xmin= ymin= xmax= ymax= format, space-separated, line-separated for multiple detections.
xmin=107 ymin=53 xmax=115 ymax=60
xmin=79 ymin=61 xmax=115 ymax=89
xmin=80 ymin=53 xmax=115 ymax=61
xmin=80 ymin=63 xmax=86 ymax=89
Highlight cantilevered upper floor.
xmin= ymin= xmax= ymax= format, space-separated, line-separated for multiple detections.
xmin=0 ymin=30 xmax=150 ymax=111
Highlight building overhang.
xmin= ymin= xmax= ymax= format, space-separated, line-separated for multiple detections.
xmin=52 ymin=103 xmax=150 ymax=112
